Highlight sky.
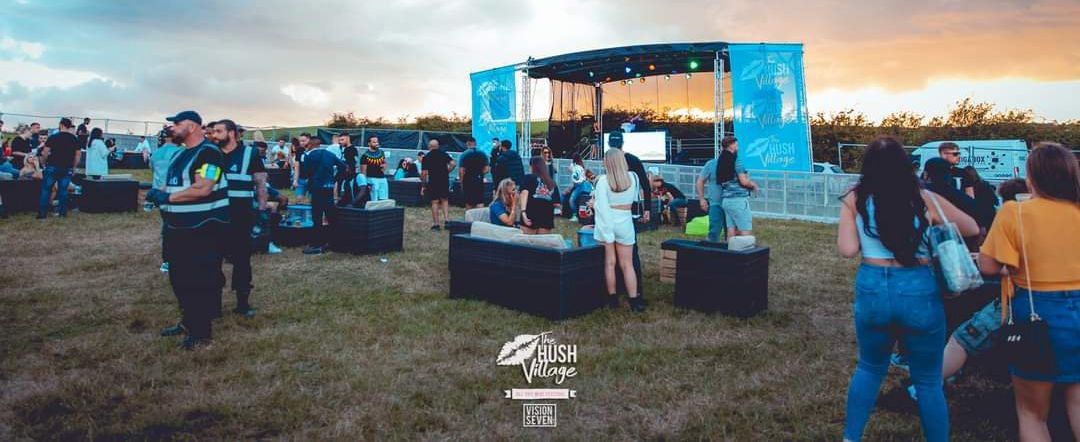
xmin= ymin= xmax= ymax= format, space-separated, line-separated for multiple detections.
xmin=0 ymin=0 xmax=1077 ymax=130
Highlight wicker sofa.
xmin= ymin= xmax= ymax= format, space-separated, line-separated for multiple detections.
xmin=330 ymin=200 xmax=405 ymax=254
xmin=448 ymin=222 xmax=606 ymax=320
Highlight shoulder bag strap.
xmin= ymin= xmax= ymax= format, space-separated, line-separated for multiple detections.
xmin=1016 ymin=201 xmax=1039 ymax=321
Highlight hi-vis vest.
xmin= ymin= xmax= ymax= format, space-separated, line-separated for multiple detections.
xmin=225 ymin=144 xmax=255 ymax=200
xmin=160 ymin=142 xmax=230 ymax=229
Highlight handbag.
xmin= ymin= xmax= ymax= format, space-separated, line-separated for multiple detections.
xmin=629 ymin=174 xmax=644 ymax=220
xmin=996 ymin=200 xmax=1056 ymax=375
xmin=926 ymin=193 xmax=983 ymax=296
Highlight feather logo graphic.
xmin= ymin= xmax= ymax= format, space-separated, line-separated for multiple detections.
xmin=496 ymin=332 xmax=550 ymax=366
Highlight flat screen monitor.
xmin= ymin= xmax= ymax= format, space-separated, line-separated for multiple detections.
xmin=603 ymin=131 xmax=667 ymax=162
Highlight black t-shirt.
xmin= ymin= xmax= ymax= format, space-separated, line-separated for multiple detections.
xmin=45 ymin=132 xmax=79 ymax=169
xmin=422 ymin=149 xmax=452 ymax=183
xmin=520 ymin=174 xmax=555 ymax=202
xmin=948 ymin=166 xmax=973 ymax=192
xmin=623 ymin=151 xmax=652 ymax=208
xmin=661 ymin=182 xmax=685 ymax=200
xmin=10 ymin=137 xmax=31 ymax=169
xmin=225 ymin=145 xmax=266 ymax=175
xmin=360 ymin=148 xmax=387 ymax=178
xmin=343 ymin=145 xmax=359 ymax=173
xmin=460 ymin=149 xmax=488 ymax=180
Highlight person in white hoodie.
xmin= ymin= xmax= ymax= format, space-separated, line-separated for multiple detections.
xmin=85 ymin=128 xmax=115 ymax=178
xmin=591 ymin=148 xmax=645 ymax=312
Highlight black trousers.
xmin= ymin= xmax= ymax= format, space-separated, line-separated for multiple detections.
xmin=225 ymin=206 xmax=254 ymax=309
xmin=310 ymin=187 xmax=336 ymax=246
xmin=164 ymin=223 xmax=226 ymax=339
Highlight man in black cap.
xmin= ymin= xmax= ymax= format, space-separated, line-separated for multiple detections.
xmin=608 ymin=129 xmax=650 ymax=312
xmin=212 ymin=119 xmax=266 ymax=318
xmin=145 ymin=110 xmax=230 ymax=350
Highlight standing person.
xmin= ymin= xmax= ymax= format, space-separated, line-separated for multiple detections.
xmin=489 ymin=178 xmax=518 ymax=226
xmin=421 ymin=139 xmax=454 ymax=230
xmin=84 ymin=128 xmax=115 ymax=178
xmin=416 ymin=151 xmax=425 ymax=175
xmin=978 ymin=142 xmax=1080 ymax=442
xmin=29 ymin=122 xmax=42 ymax=152
xmin=148 ymin=134 xmax=183 ymax=271
xmin=300 ymin=136 xmax=346 ymax=255
xmin=360 ymin=135 xmax=389 ymax=201
xmin=717 ymin=136 xmax=757 ymax=238
xmin=541 ymin=147 xmax=561 ymax=215
xmin=963 ymin=166 xmax=998 ymax=230
xmin=489 ymin=138 xmax=502 ymax=179
xmin=76 ymin=117 xmax=91 ymax=149
xmin=143 ymin=111 xmax=230 ymax=351
xmin=518 ymin=157 xmax=557 ymax=234
xmin=837 ymin=136 xmax=979 ymax=442
xmin=937 ymin=142 xmax=975 ymax=198
xmin=37 ymin=118 xmax=80 ymax=219
xmin=134 ymin=136 xmax=153 ymax=162
xmin=609 ymin=130 xmax=652 ymax=306
xmin=292 ymin=134 xmax=316 ymax=204
xmin=458 ymin=137 xmax=489 ymax=209
xmin=696 ymin=137 xmax=734 ymax=242
xmin=325 ymin=135 xmax=344 ymax=161
xmin=923 ymin=158 xmax=978 ymax=223
xmin=593 ymin=148 xmax=645 ymax=312
xmin=213 ymin=120 xmax=267 ymax=318
xmin=340 ymin=133 xmax=358 ymax=176
xmin=493 ymin=139 xmax=524 ymax=188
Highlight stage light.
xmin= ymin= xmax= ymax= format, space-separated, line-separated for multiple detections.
xmin=648 ymin=64 xmax=656 ymax=71
xmin=635 ymin=73 xmax=642 ymax=78
xmin=639 ymin=77 xmax=646 ymax=83
xmin=664 ymin=74 xmax=671 ymax=80
xmin=689 ymin=60 xmax=700 ymax=69
xmin=624 ymin=66 xmax=632 ymax=74
xmin=685 ymin=73 xmax=692 ymax=79
xmin=605 ymin=76 xmax=611 ymax=82
xmin=588 ymin=71 xmax=595 ymax=78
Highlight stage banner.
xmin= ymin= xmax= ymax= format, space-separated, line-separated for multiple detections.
xmin=728 ymin=43 xmax=813 ymax=172
xmin=471 ymin=65 xmax=517 ymax=155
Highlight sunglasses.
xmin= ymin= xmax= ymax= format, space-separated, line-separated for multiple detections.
xmin=945 ymin=151 xmax=961 ymax=157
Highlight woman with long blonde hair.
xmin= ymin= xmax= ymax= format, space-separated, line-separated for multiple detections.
xmin=593 ymin=148 xmax=645 ymax=312
xmin=489 ymin=178 xmax=518 ymax=226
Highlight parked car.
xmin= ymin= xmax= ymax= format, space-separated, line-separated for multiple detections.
xmin=812 ymin=162 xmax=844 ymax=174
xmin=910 ymin=139 xmax=1028 ymax=183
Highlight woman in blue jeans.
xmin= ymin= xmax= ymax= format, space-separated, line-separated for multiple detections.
xmin=837 ymin=137 xmax=979 ymax=441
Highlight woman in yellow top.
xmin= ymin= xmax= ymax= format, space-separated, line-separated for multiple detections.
xmin=979 ymin=142 xmax=1080 ymax=442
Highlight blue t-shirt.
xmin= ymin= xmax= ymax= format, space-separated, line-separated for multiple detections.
xmin=302 ymin=148 xmax=346 ymax=190
xmin=699 ymin=154 xmax=749 ymax=201
xmin=150 ymin=143 xmax=183 ymax=189
xmin=489 ymin=200 xmax=511 ymax=225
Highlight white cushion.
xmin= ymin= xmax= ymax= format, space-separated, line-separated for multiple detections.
xmin=364 ymin=199 xmax=396 ymax=210
xmin=507 ymin=233 xmax=568 ymax=250
xmin=728 ymin=235 xmax=756 ymax=251
xmin=470 ymin=221 xmax=521 ymax=242
xmin=464 ymin=208 xmax=490 ymax=223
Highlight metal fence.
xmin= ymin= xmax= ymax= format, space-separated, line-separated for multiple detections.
xmin=381 ymin=147 xmax=856 ymax=223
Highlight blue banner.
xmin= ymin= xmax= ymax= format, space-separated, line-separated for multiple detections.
xmin=728 ymin=43 xmax=812 ymax=172
xmin=471 ymin=65 xmax=517 ymax=155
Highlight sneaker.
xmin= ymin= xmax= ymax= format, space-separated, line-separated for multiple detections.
xmin=267 ymin=242 xmax=283 ymax=254
xmin=180 ymin=336 xmax=212 ymax=351
xmin=233 ymin=307 xmax=256 ymax=319
xmin=606 ymin=294 xmax=620 ymax=309
xmin=302 ymin=246 xmax=324 ymax=255
xmin=159 ymin=262 xmax=169 ymax=273
xmin=430 ymin=225 xmax=441 ymax=231
xmin=629 ymin=296 xmax=646 ymax=313
xmin=160 ymin=322 xmax=186 ymax=337
xmin=570 ymin=216 xmax=578 ymax=223
xmin=890 ymin=353 xmax=910 ymax=372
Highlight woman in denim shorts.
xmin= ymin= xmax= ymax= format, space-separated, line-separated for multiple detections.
xmin=979 ymin=142 xmax=1080 ymax=440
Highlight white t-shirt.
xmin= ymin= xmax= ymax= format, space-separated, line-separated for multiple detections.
xmin=325 ymin=144 xmax=343 ymax=160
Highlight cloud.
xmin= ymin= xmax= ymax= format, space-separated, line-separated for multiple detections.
xmin=0 ymin=36 xmax=44 ymax=59
xmin=0 ymin=0 xmax=1075 ymax=127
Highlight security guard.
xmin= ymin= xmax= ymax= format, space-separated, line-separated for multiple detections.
xmin=211 ymin=119 xmax=267 ymax=318
xmin=146 ymin=110 xmax=230 ymax=350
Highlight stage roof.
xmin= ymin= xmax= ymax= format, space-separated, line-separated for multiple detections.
xmin=526 ymin=42 xmax=730 ymax=85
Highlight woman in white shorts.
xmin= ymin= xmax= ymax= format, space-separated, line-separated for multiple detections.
xmin=592 ymin=148 xmax=645 ymax=312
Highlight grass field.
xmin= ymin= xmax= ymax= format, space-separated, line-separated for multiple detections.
xmin=0 ymin=175 xmax=1024 ymax=440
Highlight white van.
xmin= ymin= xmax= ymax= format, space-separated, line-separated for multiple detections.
xmin=910 ymin=139 xmax=1028 ymax=183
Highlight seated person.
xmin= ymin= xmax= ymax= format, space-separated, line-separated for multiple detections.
xmin=650 ymin=174 xmax=687 ymax=225
xmin=489 ymin=178 xmax=517 ymax=227
xmin=20 ymin=156 xmax=43 ymax=180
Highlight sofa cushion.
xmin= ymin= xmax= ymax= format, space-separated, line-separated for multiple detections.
xmin=465 ymin=207 xmax=490 ymax=223
xmin=365 ymin=199 xmax=397 ymax=210
xmin=507 ymin=233 xmax=568 ymax=250
xmin=470 ymin=221 xmax=521 ymax=242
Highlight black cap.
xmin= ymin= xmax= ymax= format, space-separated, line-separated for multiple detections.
xmin=166 ymin=110 xmax=202 ymax=125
